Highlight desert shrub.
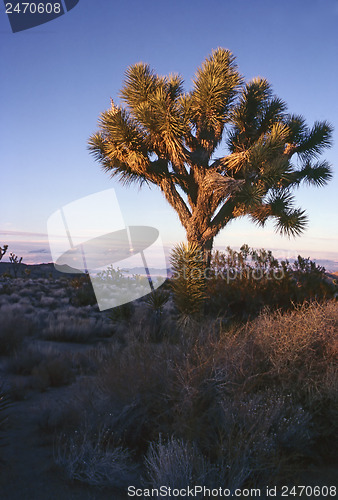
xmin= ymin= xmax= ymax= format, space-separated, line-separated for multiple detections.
xmin=145 ymin=436 xmax=204 ymax=493
xmin=248 ymin=300 xmax=338 ymax=460
xmin=0 ymin=281 xmax=13 ymax=295
xmin=291 ymin=255 xmax=336 ymax=301
xmin=2 ymin=293 xmax=21 ymax=304
xmin=67 ymin=343 xmax=123 ymax=377
xmin=66 ymin=350 xmax=101 ymax=376
xmin=42 ymin=313 xmax=110 ymax=343
xmin=95 ymin=342 xmax=177 ymax=401
xmin=8 ymin=345 xmax=49 ymax=375
xmin=160 ymin=327 xmax=314 ymax=466
xmin=144 ymin=393 xmax=313 ymax=494
xmin=206 ymin=245 xmax=337 ymax=319
xmin=69 ymin=274 xmax=97 ymax=306
xmin=8 ymin=344 xmax=74 ymax=390
xmin=38 ymin=398 xmax=84 ymax=434
xmin=107 ymin=301 xmax=135 ymax=323
xmin=92 ymin=266 xmax=152 ymax=307
xmin=0 ymin=304 xmax=33 ymax=355
xmin=309 ymin=365 xmax=338 ymax=460
xmin=92 ymin=341 xmax=181 ymax=451
xmin=142 ymin=289 xmax=172 ymax=342
xmin=87 ymin=312 xmax=316 ymax=472
xmin=32 ymin=355 xmax=75 ymax=389
xmin=44 ymin=300 xmax=336 ymax=486
xmin=145 ymin=288 xmax=170 ymax=314
xmin=54 ymin=426 xmax=139 ymax=488
xmin=39 ymin=296 xmax=59 ymax=309
xmin=216 ymin=393 xmax=313 ymax=475
xmin=249 ymin=301 xmax=338 ymax=391
xmin=206 ymin=245 xmax=287 ymax=318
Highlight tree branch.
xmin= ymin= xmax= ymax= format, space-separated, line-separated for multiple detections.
xmin=159 ymin=178 xmax=191 ymax=228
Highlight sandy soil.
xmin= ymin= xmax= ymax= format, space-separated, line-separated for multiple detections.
xmin=0 ymin=382 xmax=127 ymax=500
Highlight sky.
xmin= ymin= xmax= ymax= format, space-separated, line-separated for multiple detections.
xmin=1 ymin=0 xmax=338 ymax=270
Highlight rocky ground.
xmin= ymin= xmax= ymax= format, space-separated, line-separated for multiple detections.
xmin=0 ymin=274 xmax=128 ymax=499
xmin=0 ymin=269 xmax=337 ymax=499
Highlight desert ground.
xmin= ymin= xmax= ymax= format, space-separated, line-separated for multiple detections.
xmin=0 ymin=258 xmax=337 ymax=499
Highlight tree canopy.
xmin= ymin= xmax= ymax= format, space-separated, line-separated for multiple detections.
xmin=89 ymin=48 xmax=333 ymax=254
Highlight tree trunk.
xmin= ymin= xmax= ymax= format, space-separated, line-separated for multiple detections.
xmin=186 ymin=225 xmax=214 ymax=273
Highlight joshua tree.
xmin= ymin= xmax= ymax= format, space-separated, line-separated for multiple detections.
xmin=89 ymin=48 xmax=333 ymax=258
xmin=0 ymin=245 xmax=8 ymax=261
xmin=9 ymin=252 xmax=22 ymax=278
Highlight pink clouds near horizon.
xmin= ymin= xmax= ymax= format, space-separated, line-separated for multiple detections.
xmin=1 ymin=230 xmax=338 ymax=271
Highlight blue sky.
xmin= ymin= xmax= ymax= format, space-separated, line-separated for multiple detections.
xmin=1 ymin=0 xmax=337 ymax=268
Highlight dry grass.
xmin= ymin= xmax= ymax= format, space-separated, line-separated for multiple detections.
xmin=145 ymin=437 xmax=202 ymax=493
xmin=2 ymin=269 xmax=336 ymax=489
xmin=8 ymin=344 xmax=75 ymax=391
xmin=42 ymin=314 xmax=112 ymax=343
xmin=248 ymin=301 xmax=338 ymax=394
xmin=54 ymin=426 xmax=139 ymax=488
xmin=55 ymin=301 xmax=336 ymax=489
xmin=0 ymin=304 xmax=34 ymax=355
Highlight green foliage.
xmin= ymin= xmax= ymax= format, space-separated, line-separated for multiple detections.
xmin=206 ymin=245 xmax=336 ymax=318
xmin=292 ymin=255 xmax=332 ymax=298
xmin=90 ymin=49 xmax=333 ymax=252
xmin=170 ymin=242 xmax=206 ymax=321
xmin=144 ymin=288 xmax=171 ymax=342
xmin=145 ymin=288 xmax=170 ymax=315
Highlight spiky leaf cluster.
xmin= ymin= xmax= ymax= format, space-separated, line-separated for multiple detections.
xmin=170 ymin=242 xmax=206 ymax=318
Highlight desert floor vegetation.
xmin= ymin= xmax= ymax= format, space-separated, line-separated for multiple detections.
xmin=0 ymin=252 xmax=337 ymax=499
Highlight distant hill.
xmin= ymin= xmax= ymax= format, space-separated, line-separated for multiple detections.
xmin=311 ymin=259 xmax=338 ymax=272
xmin=0 ymin=262 xmax=81 ymax=279
xmin=0 ymin=262 xmax=170 ymax=279
xmin=0 ymin=259 xmax=336 ymax=280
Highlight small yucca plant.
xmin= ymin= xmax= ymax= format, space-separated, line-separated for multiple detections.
xmin=145 ymin=289 xmax=170 ymax=315
xmin=170 ymin=243 xmax=206 ymax=322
